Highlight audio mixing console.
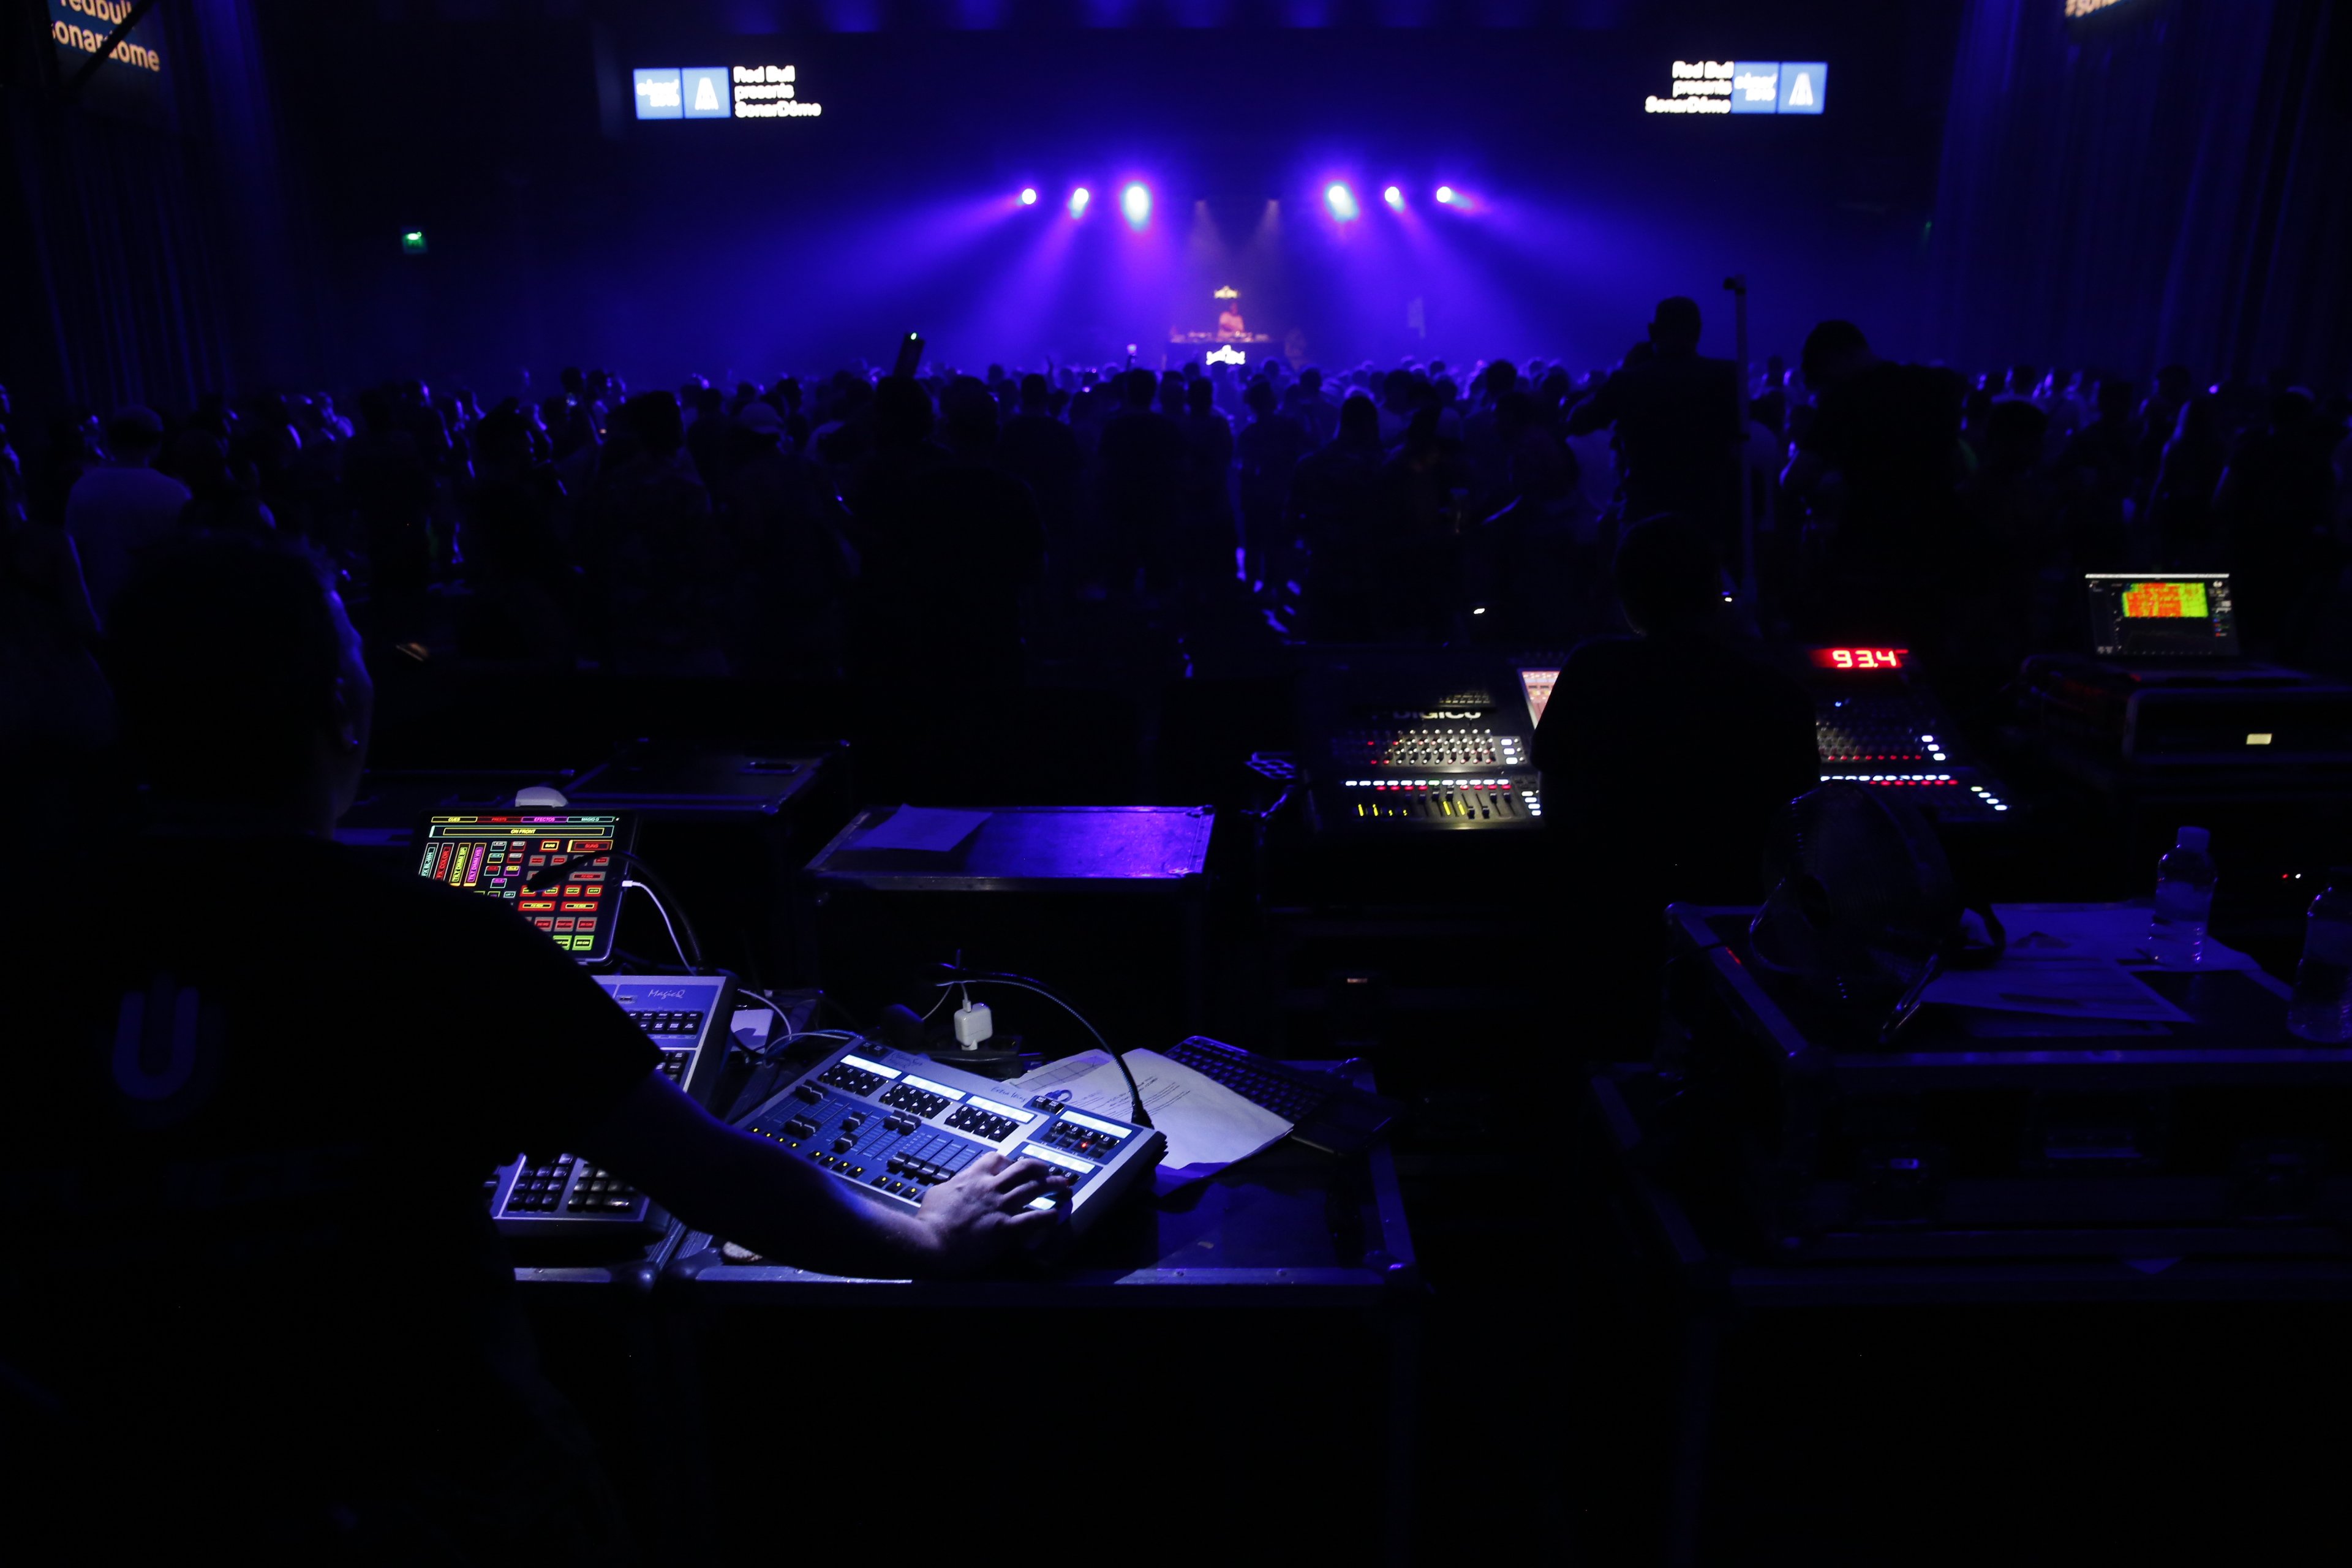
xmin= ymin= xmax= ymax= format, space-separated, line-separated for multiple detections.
xmin=486 ymin=971 xmax=737 ymax=1238
xmin=1804 ymin=648 xmax=2013 ymax=824
xmin=1302 ymin=674 xmax=1545 ymax=837
xmin=736 ymin=1041 xmax=1164 ymax=1235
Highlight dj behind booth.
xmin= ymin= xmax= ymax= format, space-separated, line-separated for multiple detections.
xmin=0 ymin=538 xmax=1071 ymax=1561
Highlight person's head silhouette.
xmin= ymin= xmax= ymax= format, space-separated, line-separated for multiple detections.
xmin=1801 ymin=320 xmax=1874 ymax=393
xmin=938 ymin=376 xmax=999 ymax=453
xmin=1339 ymin=393 xmax=1379 ymax=445
xmin=1613 ymin=514 xmax=1724 ymax=636
xmin=1648 ymin=297 xmax=1702 ymax=356
xmin=874 ymin=377 xmax=935 ymax=449
xmin=105 ymin=534 xmax=369 ymax=834
xmin=620 ymin=391 xmax=684 ymax=457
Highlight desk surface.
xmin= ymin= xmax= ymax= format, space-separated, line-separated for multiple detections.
xmin=807 ymin=804 xmax=1216 ymax=890
xmin=665 ymin=1058 xmax=1417 ymax=1306
xmin=568 ymin=747 xmax=834 ymax=814
xmin=1668 ymin=902 xmax=2352 ymax=1085
xmin=1589 ymin=1065 xmax=2352 ymax=1303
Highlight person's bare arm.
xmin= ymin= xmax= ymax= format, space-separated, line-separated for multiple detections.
xmin=579 ymin=1071 xmax=1065 ymax=1277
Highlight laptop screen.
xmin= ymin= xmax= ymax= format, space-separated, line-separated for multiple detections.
xmin=2087 ymin=574 xmax=2239 ymax=659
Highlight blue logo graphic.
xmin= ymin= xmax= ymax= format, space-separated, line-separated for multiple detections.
xmin=683 ymin=66 xmax=730 ymax=118
xmin=632 ymin=67 xmax=681 ymax=120
xmin=1730 ymin=62 xmax=1780 ymax=114
xmin=1778 ymin=61 xmax=1827 ymax=115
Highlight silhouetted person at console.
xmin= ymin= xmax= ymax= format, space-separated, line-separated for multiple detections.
xmin=1564 ymin=298 xmax=1741 ymax=553
xmin=1 ymin=535 xmax=1067 ymax=1562
xmin=1534 ymin=516 xmax=1819 ymax=1052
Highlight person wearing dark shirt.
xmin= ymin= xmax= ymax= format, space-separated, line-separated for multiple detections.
xmin=894 ymin=376 xmax=1046 ymax=685
xmin=720 ymin=399 xmax=850 ymax=679
xmin=1292 ymin=394 xmax=1391 ymax=641
xmin=459 ymin=407 xmax=578 ymax=665
xmin=1 ymin=536 xmax=1065 ymax=1561
xmin=2216 ymin=388 xmax=2341 ymax=655
xmin=1178 ymin=378 xmax=1238 ymax=592
xmin=1236 ymin=378 xmax=1311 ymax=589
xmin=996 ymin=372 xmax=1088 ymax=602
xmin=1534 ymin=515 xmax=1820 ymax=1052
xmin=579 ymin=391 xmax=726 ymax=675
xmin=1564 ymin=297 xmax=1742 ymax=553
xmin=1095 ymin=369 xmax=1191 ymax=599
xmin=1784 ymin=319 xmax=1963 ymax=644
xmin=2053 ymin=377 xmax=2141 ymax=571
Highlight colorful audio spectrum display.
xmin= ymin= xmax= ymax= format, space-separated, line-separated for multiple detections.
xmin=2122 ymin=581 xmax=2208 ymax=619
xmin=2087 ymin=573 xmax=2237 ymax=658
xmin=416 ymin=814 xmax=630 ymax=960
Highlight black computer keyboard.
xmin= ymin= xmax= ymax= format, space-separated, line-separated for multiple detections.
xmin=1161 ymin=1036 xmax=1401 ymax=1154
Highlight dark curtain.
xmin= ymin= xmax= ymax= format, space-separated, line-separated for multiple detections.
xmin=0 ymin=0 xmax=306 ymax=422
xmin=1923 ymin=0 xmax=2352 ymax=390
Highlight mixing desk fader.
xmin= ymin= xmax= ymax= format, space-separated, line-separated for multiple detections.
xmin=486 ymin=971 xmax=738 ymax=1238
xmin=736 ymin=1041 xmax=1164 ymax=1235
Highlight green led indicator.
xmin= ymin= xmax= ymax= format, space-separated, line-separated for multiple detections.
xmin=401 ymin=229 xmax=428 ymax=255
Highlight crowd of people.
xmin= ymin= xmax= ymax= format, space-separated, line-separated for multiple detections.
xmin=7 ymin=302 xmax=2352 ymax=739
xmin=6 ymin=307 xmax=2351 ymax=1559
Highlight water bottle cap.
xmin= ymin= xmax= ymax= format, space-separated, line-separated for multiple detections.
xmin=2175 ymin=826 xmax=2210 ymax=852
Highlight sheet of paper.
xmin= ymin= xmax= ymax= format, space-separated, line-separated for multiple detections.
xmin=1921 ymin=957 xmax=2194 ymax=1023
xmin=1005 ymin=1049 xmax=1294 ymax=1174
xmin=854 ymin=805 xmax=990 ymax=853
xmin=729 ymin=1006 xmax=775 ymax=1054
xmin=1996 ymin=903 xmax=2263 ymax=972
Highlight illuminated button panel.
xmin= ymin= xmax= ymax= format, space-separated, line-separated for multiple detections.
xmin=744 ymin=1055 xmax=1042 ymax=1208
xmin=1336 ymin=776 xmax=1540 ymax=823
xmin=1822 ymin=769 xmax=2011 ymax=818
xmin=1335 ymin=727 xmax=1527 ymax=771
xmin=1037 ymin=1109 xmax=1130 ymax=1161
xmin=1815 ymin=697 xmax=1947 ymax=767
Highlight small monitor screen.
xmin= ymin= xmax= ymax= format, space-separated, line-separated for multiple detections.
xmin=1809 ymin=647 xmax=1907 ymax=671
xmin=415 ymin=814 xmax=631 ymax=960
xmin=2087 ymin=574 xmax=2239 ymax=658
xmin=1519 ymin=668 xmax=1559 ymax=727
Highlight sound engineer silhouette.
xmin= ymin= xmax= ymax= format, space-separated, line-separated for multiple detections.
xmin=0 ymin=533 xmax=1066 ymax=1562
xmin=1533 ymin=515 xmax=1820 ymax=1051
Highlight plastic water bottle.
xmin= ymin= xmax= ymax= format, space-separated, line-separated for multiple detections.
xmin=2147 ymin=826 xmax=2215 ymax=968
xmin=2286 ymin=872 xmax=2352 ymax=1042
